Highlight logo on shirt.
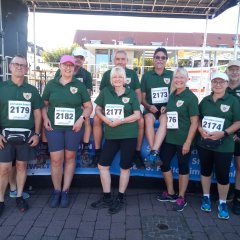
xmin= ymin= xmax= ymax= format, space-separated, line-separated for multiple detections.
xmin=76 ymin=77 xmax=83 ymax=83
xmin=176 ymin=100 xmax=184 ymax=107
xmin=70 ymin=87 xmax=78 ymax=94
xmin=164 ymin=78 xmax=171 ymax=85
xmin=236 ymin=93 xmax=240 ymax=97
xmin=220 ymin=104 xmax=230 ymax=112
xmin=122 ymin=97 xmax=130 ymax=103
xmin=126 ymin=78 xmax=131 ymax=84
xmin=23 ymin=92 xmax=32 ymax=100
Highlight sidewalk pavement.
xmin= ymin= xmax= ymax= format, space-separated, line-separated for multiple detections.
xmin=0 ymin=187 xmax=240 ymax=240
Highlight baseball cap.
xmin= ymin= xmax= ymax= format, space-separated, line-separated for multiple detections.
xmin=227 ymin=60 xmax=240 ymax=68
xmin=211 ymin=72 xmax=229 ymax=81
xmin=60 ymin=55 xmax=75 ymax=65
xmin=72 ymin=47 xmax=87 ymax=58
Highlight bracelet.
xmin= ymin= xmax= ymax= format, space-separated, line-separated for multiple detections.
xmin=34 ymin=132 xmax=41 ymax=137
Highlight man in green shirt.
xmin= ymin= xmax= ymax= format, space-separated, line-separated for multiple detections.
xmin=141 ymin=48 xmax=173 ymax=167
xmin=0 ymin=55 xmax=43 ymax=216
xmin=93 ymin=50 xmax=144 ymax=168
xmin=226 ymin=60 xmax=240 ymax=215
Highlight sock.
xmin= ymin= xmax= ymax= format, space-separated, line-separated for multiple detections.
xmin=103 ymin=192 xmax=111 ymax=199
xmin=135 ymin=150 xmax=141 ymax=156
xmin=82 ymin=142 xmax=89 ymax=150
xmin=219 ymin=199 xmax=226 ymax=204
xmin=117 ymin=192 xmax=124 ymax=200
xmin=203 ymin=194 xmax=210 ymax=198
xmin=95 ymin=149 xmax=101 ymax=155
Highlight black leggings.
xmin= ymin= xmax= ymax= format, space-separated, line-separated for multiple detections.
xmin=160 ymin=142 xmax=191 ymax=175
xmin=197 ymin=146 xmax=233 ymax=185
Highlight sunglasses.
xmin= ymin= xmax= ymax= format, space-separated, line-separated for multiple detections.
xmin=154 ymin=56 xmax=167 ymax=60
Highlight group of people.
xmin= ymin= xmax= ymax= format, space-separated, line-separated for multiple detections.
xmin=0 ymin=48 xmax=240 ymax=221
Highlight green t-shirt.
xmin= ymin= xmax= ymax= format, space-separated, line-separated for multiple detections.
xmin=0 ymin=80 xmax=43 ymax=129
xmin=95 ymin=86 xmax=140 ymax=139
xmin=197 ymin=92 xmax=240 ymax=152
xmin=227 ymin=85 xmax=240 ymax=103
xmin=165 ymin=88 xmax=199 ymax=146
xmin=141 ymin=69 xmax=173 ymax=109
xmin=100 ymin=68 xmax=140 ymax=91
xmin=42 ymin=76 xmax=91 ymax=130
xmin=55 ymin=67 xmax=93 ymax=91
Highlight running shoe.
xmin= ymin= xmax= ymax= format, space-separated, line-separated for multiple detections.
xmin=157 ymin=191 xmax=178 ymax=202
xmin=201 ymin=196 xmax=211 ymax=212
xmin=144 ymin=150 xmax=160 ymax=168
xmin=108 ymin=197 xmax=125 ymax=214
xmin=218 ymin=203 xmax=229 ymax=220
xmin=49 ymin=190 xmax=61 ymax=208
xmin=91 ymin=196 xmax=113 ymax=209
xmin=173 ymin=196 xmax=187 ymax=211
xmin=60 ymin=191 xmax=70 ymax=208
xmin=16 ymin=197 xmax=28 ymax=212
xmin=9 ymin=190 xmax=30 ymax=199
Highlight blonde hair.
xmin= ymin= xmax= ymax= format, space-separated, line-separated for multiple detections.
xmin=110 ymin=66 xmax=127 ymax=86
xmin=170 ymin=67 xmax=189 ymax=93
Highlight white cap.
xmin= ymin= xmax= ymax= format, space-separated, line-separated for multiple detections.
xmin=72 ymin=47 xmax=87 ymax=58
xmin=227 ymin=60 xmax=240 ymax=68
xmin=211 ymin=72 xmax=229 ymax=81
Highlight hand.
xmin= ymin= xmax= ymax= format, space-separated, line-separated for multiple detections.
xmin=28 ymin=135 xmax=40 ymax=147
xmin=109 ymin=119 xmax=122 ymax=128
xmin=149 ymin=105 xmax=158 ymax=113
xmin=44 ymin=118 xmax=53 ymax=131
xmin=72 ymin=118 xmax=83 ymax=132
xmin=0 ymin=135 xmax=7 ymax=149
xmin=182 ymin=142 xmax=191 ymax=155
xmin=160 ymin=106 xmax=166 ymax=114
xmin=207 ymin=131 xmax=225 ymax=140
xmin=234 ymin=134 xmax=240 ymax=143
xmin=199 ymin=128 xmax=212 ymax=139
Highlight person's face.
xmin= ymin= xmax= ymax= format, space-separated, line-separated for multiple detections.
xmin=173 ymin=71 xmax=188 ymax=90
xmin=60 ymin=62 xmax=75 ymax=78
xmin=153 ymin=51 xmax=167 ymax=70
xmin=227 ymin=65 xmax=240 ymax=82
xmin=114 ymin=53 xmax=127 ymax=68
xmin=9 ymin=57 xmax=28 ymax=78
xmin=211 ymin=77 xmax=228 ymax=94
xmin=74 ymin=55 xmax=85 ymax=69
xmin=111 ymin=72 xmax=125 ymax=87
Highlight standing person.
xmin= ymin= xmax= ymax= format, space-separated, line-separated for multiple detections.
xmin=0 ymin=55 xmax=42 ymax=216
xmin=91 ymin=66 xmax=140 ymax=214
xmin=93 ymin=50 xmax=144 ymax=168
xmin=42 ymin=55 xmax=93 ymax=208
xmin=197 ymin=72 xmax=240 ymax=220
xmin=141 ymin=48 xmax=173 ymax=167
xmin=157 ymin=68 xmax=199 ymax=211
xmin=226 ymin=60 xmax=240 ymax=215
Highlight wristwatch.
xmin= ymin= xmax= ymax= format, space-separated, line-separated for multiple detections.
xmin=34 ymin=132 xmax=41 ymax=137
xmin=80 ymin=115 xmax=86 ymax=121
xmin=223 ymin=130 xmax=229 ymax=137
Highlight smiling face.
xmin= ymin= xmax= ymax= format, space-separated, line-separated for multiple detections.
xmin=153 ymin=50 xmax=168 ymax=70
xmin=9 ymin=56 xmax=28 ymax=79
xmin=227 ymin=65 xmax=240 ymax=83
xmin=211 ymin=77 xmax=228 ymax=95
xmin=74 ymin=55 xmax=85 ymax=70
xmin=173 ymin=71 xmax=188 ymax=90
xmin=60 ymin=61 xmax=75 ymax=78
xmin=114 ymin=52 xmax=127 ymax=68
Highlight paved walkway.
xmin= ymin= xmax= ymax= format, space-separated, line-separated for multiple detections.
xmin=0 ymin=187 xmax=240 ymax=240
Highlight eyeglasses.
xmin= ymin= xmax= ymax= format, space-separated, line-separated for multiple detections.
xmin=61 ymin=63 xmax=74 ymax=69
xmin=11 ymin=62 xmax=27 ymax=68
xmin=154 ymin=56 xmax=167 ymax=61
xmin=211 ymin=80 xmax=227 ymax=85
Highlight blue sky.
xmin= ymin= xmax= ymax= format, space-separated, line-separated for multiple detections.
xmin=28 ymin=5 xmax=239 ymax=50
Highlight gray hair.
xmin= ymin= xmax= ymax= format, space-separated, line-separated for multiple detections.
xmin=110 ymin=66 xmax=127 ymax=86
xmin=170 ymin=67 xmax=189 ymax=93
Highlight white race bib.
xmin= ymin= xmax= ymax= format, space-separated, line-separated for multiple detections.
xmin=202 ymin=116 xmax=225 ymax=133
xmin=167 ymin=111 xmax=179 ymax=129
xmin=54 ymin=107 xmax=75 ymax=126
xmin=151 ymin=87 xmax=169 ymax=104
xmin=8 ymin=101 xmax=31 ymax=120
xmin=105 ymin=104 xmax=124 ymax=121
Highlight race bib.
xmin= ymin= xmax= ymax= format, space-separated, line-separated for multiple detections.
xmin=167 ymin=111 xmax=179 ymax=129
xmin=54 ymin=108 xmax=75 ymax=126
xmin=202 ymin=116 xmax=225 ymax=133
xmin=151 ymin=87 xmax=169 ymax=104
xmin=8 ymin=101 xmax=31 ymax=120
xmin=105 ymin=104 xmax=124 ymax=121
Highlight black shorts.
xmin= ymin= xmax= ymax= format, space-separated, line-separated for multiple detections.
xmin=0 ymin=142 xmax=36 ymax=163
xmin=234 ymin=142 xmax=240 ymax=157
xmin=99 ymin=138 xmax=137 ymax=169
xmin=143 ymin=104 xmax=166 ymax=120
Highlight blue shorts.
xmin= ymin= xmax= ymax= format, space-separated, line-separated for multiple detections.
xmin=45 ymin=129 xmax=84 ymax=152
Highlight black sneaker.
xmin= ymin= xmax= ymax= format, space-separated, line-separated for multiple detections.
xmin=0 ymin=202 xmax=5 ymax=217
xmin=16 ymin=197 xmax=28 ymax=212
xmin=91 ymin=197 xmax=113 ymax=209
xmin=108 ymin=198 xmax=125 ymax=214
xmin=81 ymin=149 xmax=91 ymax=167
xmin=157 ymin=191 xmax=178 ymax=202
xmin=133 ymin=154 xmax=145 ymax=169
xmin=60 ymin=191 xmax=70 ymax=208
xmin=49 ymin=190 xmax=61 ymax=208
xmin=232 ymin=196 xmax=240 ymax=215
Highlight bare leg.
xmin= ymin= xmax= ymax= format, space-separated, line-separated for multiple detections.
xmin=162 ymin=170 xmax=175 ymax=195
xmin=62 ymin=150 xmax=76 ymax=191
xmin=119 ymin=168 xmax=130 ymax=193
xmin=201 ymin=175 xmax=211 ymax=195
xmin=9 ymin=165 xmax=17 ymax=191
xmin=136 ymin=116 xmax=144 ymax=151
xmin=83 ymin=118 xmax=92 ymax=144
xmin=144 ymin=113 xmax=155 ymax=149
xmin=93 ymin=115 xmax=103 ymax=150
xmin=98 ymin=165 xmax=111 ymax=193
xmin=15 ymin=161 xmax=27 ymax=197
xmin=178 ymin=174 xmax=189 ymax=198
xmin=218 ymin=183 xmax=229 ymax=201
xmin=50 ymin=150 xmax=64 ymax=191
xmin=0 ymin=163 xmax=12 ymax=202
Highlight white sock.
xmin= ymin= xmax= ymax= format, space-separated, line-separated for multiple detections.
xmin=203 ymin=194 xmax=210 ymax=198
xmin=219 ymin=199 xmax=226 ymax=204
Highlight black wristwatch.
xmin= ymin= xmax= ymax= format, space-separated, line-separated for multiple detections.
xmin=34 ymin=132 xmax=41 ymax=137
xmin=223 ymin=130 xmax=229 ymax=138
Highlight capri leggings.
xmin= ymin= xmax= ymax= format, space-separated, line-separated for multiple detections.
xmin=99 ymin=138 xmax=137 ymax=170
xmin=160 ymin=142 xmax=191 ymax=175
xmin=197 ymin=146 xmax=233 ymax=185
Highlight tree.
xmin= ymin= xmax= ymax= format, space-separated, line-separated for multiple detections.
xmin=42 ymin=43 xmax=80 ymax=65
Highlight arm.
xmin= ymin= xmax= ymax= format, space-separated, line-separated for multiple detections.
xmin=182 ymin=115 xmax=199 ymax=155
xmin=135 ymin=89 xmax=142 ymax=105
xmin=42 ymin=100 xmax=53 ymax=131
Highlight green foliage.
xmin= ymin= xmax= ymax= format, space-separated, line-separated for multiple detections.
xmin=42 ymin=43 xmax=80 ymax=64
